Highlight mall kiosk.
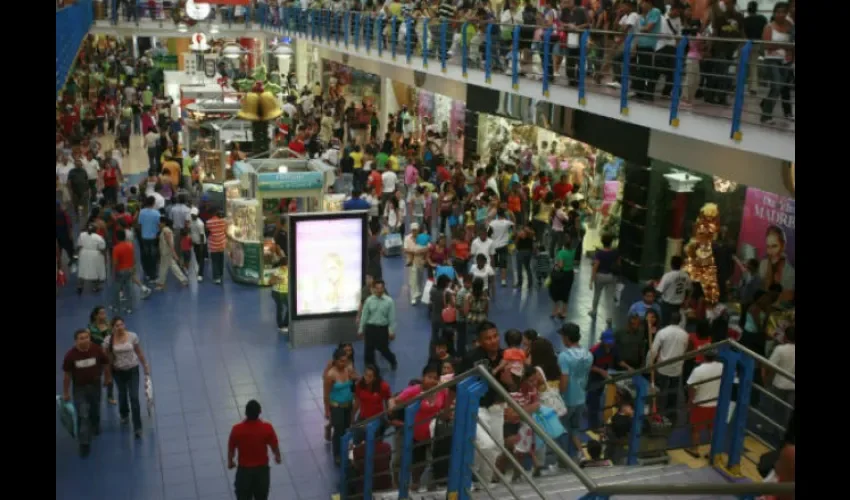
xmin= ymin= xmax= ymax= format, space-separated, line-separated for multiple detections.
xmin=286 ymin=210 xmax=369 ymax=348
xmin=226 ymin=158 xmax=339 ymax=286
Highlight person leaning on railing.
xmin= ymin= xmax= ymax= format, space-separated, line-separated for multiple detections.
xmin=704 ymin=0 xmax=745 ymax=105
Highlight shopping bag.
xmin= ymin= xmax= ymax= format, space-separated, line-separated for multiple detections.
xmin=533 ymin=406 xmax=566 ymax=450
xmin=434 ymin=265 xmax=456 ymax=282
xmin=57 ymin=270 xmax=67 ymax=287
xmin=56 ymin=395 xmax=78 ymax=438
xmin=145 ymin=375 xmax=155 ymax=416
xmin=421 ymin=280 xmax=434 ymax=305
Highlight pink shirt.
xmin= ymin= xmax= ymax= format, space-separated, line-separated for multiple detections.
xmin=405 ymin=165 xmax=419 ymax=185
xmin=397 ymin=385 xmax=448 ymax=442
xmin=687 ymin=38 xmax=703 ymax=60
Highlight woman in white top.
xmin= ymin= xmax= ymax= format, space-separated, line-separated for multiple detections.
xmin=384 ymin=196 xmax=404 ymax=234
xmin=76 ymin=224 xmax=107 ymax=294
xmin=104 ymin=317 xmax=150 ymax=438
xmin=759 ymin=2 xmax=794 ymax=124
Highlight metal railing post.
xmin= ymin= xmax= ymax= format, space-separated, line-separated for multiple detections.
xmin=339 ymin=430 xmax=353 ymax=500
xmin=669 ymin=36 xmax=689 ymax=127
xmin=461 ymin=380 xmax=489 ymax=498
xmin=578 ymin=30 xmax=591 ymax=105
xmin=620 ymin=32 xmax=636 ymax=115
xmin=422 ymin=18 xmax=430 ymax=68
xmin=354 ymin=12 xmax=361 ymax=50
xmin=484 ymin=22 xmax=494 ymax=83
xmin=440 ymin=20 xmax=448 ymax=73
xmin=365 ymin=15 xmax=372 ymax=53
xmin=726 ymin=353 xmax=755 ymax=476
xmin=511 ymin=25 xmax=521 ymax=89
xmin=542 ymin=28 xmax=553 ymax=96
xmin=710 ymin=345 xmax=739 ymax=463
xmin=405 ymin=18 xmax=413 ymax=64
xmin=362 ymin=418 xmax=380 ymax=500
xmin=397 ymin=400 xmax=421 ymax=500
xmin=344 ymin=11 xmax=350 ymax=48
xmin=390 ymin=17 xmax=398 ymax=60
xmin=731 ymin=40 xmax=753 ymax=141
xmin=461 ymin=22 xmax=470 ymax=77
xmin=626 ymin=374 xmax=649 ymax=465
xmin=446 ymin=378 xmax=473 ymax=500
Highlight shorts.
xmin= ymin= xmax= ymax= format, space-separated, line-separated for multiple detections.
xmin=503 ymin=422 xmax=521 ymax=439
xmin=563 ymin=404 xmax=586 ymax=435
xmin=493 ymin=246 xmax=509 ymax=269
xmin=412 ymin=439 xmax=429 ymax=466
xmin=689 ymin=405 xmax=717 ymax=433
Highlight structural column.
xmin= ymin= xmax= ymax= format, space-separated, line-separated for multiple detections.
xmin=663 ymin=172 xmax=700 ymax=272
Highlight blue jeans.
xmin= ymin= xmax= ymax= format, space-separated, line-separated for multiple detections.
xmin=114 ymin=365 xmax=143 ymax=430
xmin=73 ymin=383 xmax=102 ymax=446
xmin=760 ymin=59 xmax=793 ymax=120
xmin=113 ymin=269 xmax=134 ymax=312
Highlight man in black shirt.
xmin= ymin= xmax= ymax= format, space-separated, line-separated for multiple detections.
xmin=743 ymin=1 xmax=768 ymax=95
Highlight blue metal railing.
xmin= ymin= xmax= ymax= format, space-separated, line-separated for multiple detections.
xmin=56 ymin=0 xmax=93 ymax=96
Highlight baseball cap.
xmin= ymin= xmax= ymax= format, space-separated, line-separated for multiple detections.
xmin=190 ymin=207 xmax=199 ymax=216
xmin=600 ymin=330 xmax=615 ymax=346
xmin=410 ymin=222 xmax=420 ymax=231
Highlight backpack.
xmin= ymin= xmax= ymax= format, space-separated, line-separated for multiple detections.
xmin=441 ymin=290 xmax=457 ymax=323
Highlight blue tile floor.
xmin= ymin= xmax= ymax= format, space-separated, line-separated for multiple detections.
xmin=55 ymin=252 xmax=634 ymax=500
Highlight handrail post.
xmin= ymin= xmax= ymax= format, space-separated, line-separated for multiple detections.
xmin=669 ymin=36 xmax=689 ymax=127
xmin=344 ymin=11 xmax=350 ymax=48
xmin=422 ymin=18 xmax=430 ymax=68
xmin=362 ymin=418 xmax=380 ymax=500
xmin=710 ymin=345 xmax=738 ymax=464
xmin=620 ymin=32 xmax=636 ymax=115
xmin=447 ymin=378 xmax=473 ymax=500
xmin=365 ymin=15 xmax=372 ymax=53
xmin=578 ymin=29 xmax=591 ymax=105
xmin=461 ymin=22 xmax=470 ymax=77
xmin=405 ymin=18 xmax=413 ymax=64
xmin=731 ymin=40 xmax=753 ymax=141
xmin=397 ymin=401 xmax=421 ymax=500
xmin=339 ymin=430 xmax=353 ymax=500
xmin=511 ymin=25 xmax=521 ymax=89
xmin=626 ymin=375 xmax=649 ymax=465
xmin=327 ymin=10 xmax=333 ymax=43
xmin=391 ymin=17 xmax=398 ymax=60
xmin=484 ymin=22 xmax=493 ymax=83
xmin=461 ymin=380 xmax=489 ymax=498
xmin=377 ymin=17 xmax=384 ymax=57
xmin=440 ymin=20 xmax=448 ymax=73
xmin=354 ymin=12 xmax=361 ymax=50
xmin=726 ymin=353 xmax=755 ymax=476
xmin=542 ymin=28 xmax=553 ymax=96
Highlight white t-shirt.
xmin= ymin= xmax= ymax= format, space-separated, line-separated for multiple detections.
xmin=650 ymin=325 xmax=689 ymax=377
xmin=103 ymin=332 xmax=141 ymax=371
xmin=470 ymin=237 xmax=495 ymax=265
xmin=83 ymin=159 xmax=100 ymax=180
xmin=471 ymin=264 xmax=495 ymax=290
xmin=381 ymin=171 xmax=397 ymax=193
xmin=152 ymin=192 xmax=166 ymax=210
xmin=56 ymin=162 xmax=74 ymax=184
xmin=656 ymin=15 xmax=683 ymax=51
xmin=485 ymin=176 xmax=500 ymax=197
xmin=687 ymin=361 xmax=723 ymax=407
xmin=657 ymin=269 xmax=691 ymax=305
xmin=619 ymin=12 xmax=640 ymax=33
xmin=768 ymin=343 xmax=795 ymax=391
xmin=488 ymin=219 xmax=514 ymax=249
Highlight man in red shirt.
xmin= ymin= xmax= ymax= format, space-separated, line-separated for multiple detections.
xmin=552 ymin=174 xmax=573 ymax=201
xmin=228 ymin=400 xmax=281 ymax=500
xmin=287 ymin=127 xmax=306 ymax=155
xmin=206 ymin=210 xmax=229 ymax=284
xmin=112 ymin=229 xmax=138 ymax=313
xmin=63 ymin=328 xmax=112 ymax=457
xmin=532 ymin=174 xmax=551 ymax=202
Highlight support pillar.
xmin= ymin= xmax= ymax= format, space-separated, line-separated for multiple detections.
xmin=663 ymin=172 xmax=701 ymax=272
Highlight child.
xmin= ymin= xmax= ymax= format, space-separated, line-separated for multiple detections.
xmin=503 ymin=329 xmax=527 ymax=380
xmin=579 ymin=440 xmax=613 ymax=468
xmin=522 ymin=329 xmax=539 ymax=357
xmin=179 ymin=228 xmax=193 ymax=271
xmin=511 ymin=365 xmax=542 ymax=478
xmin=440 ymin=359 xmax=456 ymax=383
xmin=268 ymin=257 xmax=290 ymax=334
xmin=430 ymin=334 xmax=454 ymax=365
xmin=411 ymin=186 xmax=426 ymax=228
xmin=535 ymin=245 xmax=552 ymax=287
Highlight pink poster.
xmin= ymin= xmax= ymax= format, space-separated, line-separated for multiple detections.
xmin=450 ymin=100 xmax=466 ymax=163
xmin=601 ymin=181 xmax=619 ymax=216
xmin=417 ymin=90 xmax=434 ymax=120
xmin=737 ymin=187 xmax=796 ymax=291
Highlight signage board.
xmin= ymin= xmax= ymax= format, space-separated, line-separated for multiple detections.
xmin=257 ymin=171 xmax=324 ymax=192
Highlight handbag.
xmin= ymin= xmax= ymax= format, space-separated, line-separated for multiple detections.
xmin=441 ymin=293 xmax=457 ymax=324
xmin=533 ymin=406 xmax=566 ymax=450
xmin=145 ymin=374 xmax=155 ymax=416
xmin=56 ymin=395 xmax=79 ymax=438
xmin=536 ymin=368 xmax=568 ymax=416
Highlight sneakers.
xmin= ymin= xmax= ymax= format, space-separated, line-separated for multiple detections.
xmin=134 ymin=429 xmax=142 ymax=439
xmin=140 ymin=287 xmax=152 ymax=299
xmin=501 ymin=280 xmax=507 ymax=287
xmin=79 ymin=444 xmax=91 ymax=457
xmin=607 ymin=81 xmax=621 ymax=89
xmin=197 ymin=276 xmax=203 ymax=283
xmin=278 ymin=327 xmax=289 ymax=334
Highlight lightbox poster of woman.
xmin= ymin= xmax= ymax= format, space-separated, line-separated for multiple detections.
xmin=295 ymin=220 xmax=363 ymax=315
xmin=758 ymin=225 xmax=795 ymax=298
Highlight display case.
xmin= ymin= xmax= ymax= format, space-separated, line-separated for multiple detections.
xmin=229 ymin=199 xmax=260 ymax=241
xmin=225 ymin=180 xmax=242 ymax=217
xmin=324 ymin=193 xmax=345 ymax=213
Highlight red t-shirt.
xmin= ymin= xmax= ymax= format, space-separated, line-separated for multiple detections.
xmin=228 ymin=420 xmax=279 ymax=468
xmin=287 ymin=139 xmax=306 ymax=155
xmin=206 ymin=217 xmax=228 ymax=253
xmin=355 ymin=381 xmax=392 ymax=419
xmin=533 ymin=184 xmax=550 ymax=202
xmin=397 ymin=385 xmax=447 ymax=442
xmin=453 ymin=241 xmax=470 ymax=261
xmin=552 ymin=182 xmax=573 ymax=201
xmin=436 ymin=166 xmax=451 ymax=184
xmin=112 ymin=241 xmax=135 ymax=271
xmin=689 ymin=333 xmax=712 ymax=363
xmin=368 ymin=170 xmax=382 ymax=195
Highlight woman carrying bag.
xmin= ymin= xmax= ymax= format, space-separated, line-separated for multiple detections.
xmin=104 ymin=317 xmax=150 ymax=439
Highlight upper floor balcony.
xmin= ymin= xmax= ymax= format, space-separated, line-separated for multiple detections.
xmin=86 ymin=3 xmax=795 ymax=163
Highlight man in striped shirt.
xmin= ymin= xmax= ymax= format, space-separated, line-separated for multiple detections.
xmin=206 ymin=210 xmax=229 ymax=285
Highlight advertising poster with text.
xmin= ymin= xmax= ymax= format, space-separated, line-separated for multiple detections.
xmin=737 ymin=188 xmax=796 ymax=291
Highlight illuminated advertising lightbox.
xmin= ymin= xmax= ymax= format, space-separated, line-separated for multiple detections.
xmin=290 ymin=213 xmax=366 ymax=318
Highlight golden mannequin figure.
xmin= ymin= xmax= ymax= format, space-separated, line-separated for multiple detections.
xmin=683 ymin=203 xmax=721 ymax=306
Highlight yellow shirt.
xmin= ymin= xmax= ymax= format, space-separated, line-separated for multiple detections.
xmin=350 ymin=151 xmax=364 ymax=170
xmin=388 ymin=155 xmax=399 ymax=172
xmin=535 ymin=202 xmax=554 ymax=223
xmin=272 ymin=266 xmax=289 ymax=294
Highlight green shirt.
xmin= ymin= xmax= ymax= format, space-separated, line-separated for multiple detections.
xmin=556 ymin=248 xmax=576 ymax=271
xmin=182 ymin=157 xmax=194 ymax=176
xmin=376 ymin=152 xmax=389 ymax=171
xmin=142 ymin=90 xmax=153 ymax=107
xmin=359 ymin=294 xmax=397 ymax=333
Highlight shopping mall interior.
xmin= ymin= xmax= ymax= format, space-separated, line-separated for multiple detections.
xmin=56 ymin=2 xmax=795 ymax=499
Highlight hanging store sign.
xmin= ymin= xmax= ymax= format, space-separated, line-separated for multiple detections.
xmin=257 ymin=171 xmax=324 ymax=192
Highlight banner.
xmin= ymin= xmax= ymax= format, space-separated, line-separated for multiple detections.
xmin=737 ymin=187 xmax=796 ymax=290
xmin=601 ymin=181 xmax=620 ymax=217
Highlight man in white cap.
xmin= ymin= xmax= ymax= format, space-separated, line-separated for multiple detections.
xmin=189 ymin=207 xmax=207 ymax=282
xmin=403 ymin=223 xmax=429 ymax=305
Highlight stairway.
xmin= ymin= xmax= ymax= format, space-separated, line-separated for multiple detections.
xmin=470 ymin=464 xmax=738 ymax=500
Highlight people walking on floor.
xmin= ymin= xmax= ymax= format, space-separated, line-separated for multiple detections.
xmin=588 ymin=233 xmax=619 ymax=319
xmin=206 ymin=210 xmax=229 ymax=285
xmin=228 ymin=400 xmax=282 ymax=500
xmin=136 ymin=196 xmax=161 ymax=283
xmin=103 ymin=317 xmax=150 ymax=439
xmin=269 ymin=257 xmax=290 ymax=334
xmin=324 ymin=348 xmax=357 ymax=465
xmin=188 ymin=207 xmax=206 ymax=282
xmin=63 ymin=328 xmax=112 ymax=457
xmin=358 ymin=279 xmax=398 ymax=371
xmin=155 ymin=218 xmax=188 ymax=291
xmin=76 ymin=224 xmax=107 ymax=295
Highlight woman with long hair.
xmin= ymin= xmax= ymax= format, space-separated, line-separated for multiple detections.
xmin=354 ymin=364 xmax=391 ymax=426
xmin=76 ymin=223 xmax=107 ymax=294
xmin=88 ymin=306 xmax=115 ymax=404
xmin=643 ymin=308 xmax=660 ymax=357
xmin=103 ymin=316 xmax=150 ymax=439
xmin=323 ymin=343 xmax=358 ymax=442
xmin=759 ymin=225 xmax=795 ymax=301
xmin=324 ymin=347 xmax=357 ymax=465
xmin=464 ymin=277 xmax=490 ymax=340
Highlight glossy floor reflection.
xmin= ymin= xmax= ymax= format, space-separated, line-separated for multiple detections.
xmin=55 ymin=252 xmax=632 ymax=500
